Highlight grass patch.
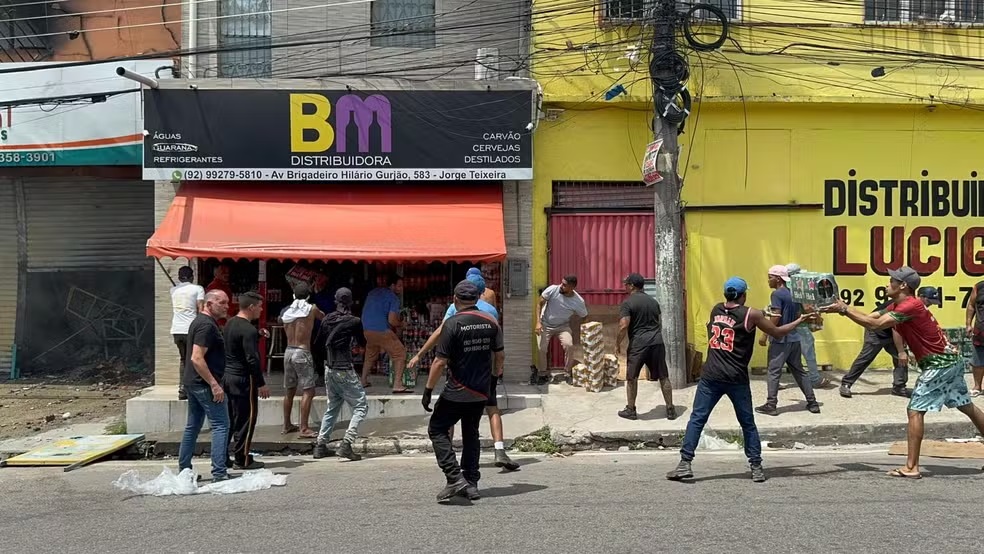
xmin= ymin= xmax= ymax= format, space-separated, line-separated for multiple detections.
xmin=722 ymin=432 xmax=744 ymax=447
xmin=513 ymin=426 xmax=560 ymax=454
xmin=104 ymin=419 xmax=127 ymax=435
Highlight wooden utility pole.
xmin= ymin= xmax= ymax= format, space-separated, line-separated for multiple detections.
xmin=651 ymin=0 xmax=687 ymax=388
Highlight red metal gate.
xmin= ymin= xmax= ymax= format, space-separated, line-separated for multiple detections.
xmin=546 ymin=213 xmax=655 ymax=368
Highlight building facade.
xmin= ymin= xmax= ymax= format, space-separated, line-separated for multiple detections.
xmin=532 ymin=0 xmax=984 ymax=370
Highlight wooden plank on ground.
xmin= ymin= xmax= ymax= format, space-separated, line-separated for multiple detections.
xmin=888 ymin=440 xmax=984 ymax=459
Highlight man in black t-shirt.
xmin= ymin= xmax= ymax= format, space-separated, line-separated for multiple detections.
xmin=178 ymin=289 xmax=234 ymax=481
xmin=840 ymin=300 xmax=911 ymax=399
xmin=423 ymin=280 xmax=504 ymax=503
xmin=223 ymin=292 xmax=271 ymax=471
xmin=616 ymin=273 xmax=674 ymax=421
xmin=665 ymin=277 xmax=807 ymax=483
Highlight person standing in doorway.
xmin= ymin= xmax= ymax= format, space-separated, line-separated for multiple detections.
xmin=361 ymin=275 xmax=410 ymax=393
xmin=170 ymin=266 xmax=205 ymax=401
xmin=666 ymin=277 xmax=808 ymax=483
xmin=755 ymin=265 xmax=820 ymax=416
xmin=178 ymin=290 xmax=233 ymax=481
xmin=223 ymin=292 xmax=271 ymax=470
xmin=423 ymin=280 xmax=504 ymax=502
xmin=839 ymin=299 xmax=911 ymax=399
xmin=533 ymin=275 xmax=588 ymax=385
xmin=823 ymin=266 xmax=984 ymax=479
xmin=312 ymin=288 xmax=369 ymax=462
xmin=207 ymin=263 xmax=234 ymax=328
xmin=280 ymin=283 xmax=324 ymax=439
xmin=615 ymin=273 xmax=675 ymax=421
xmin=785 ymin=263 xmax=830 ymax=389
xmin=966 ymin=281 xmax=984 ymax=397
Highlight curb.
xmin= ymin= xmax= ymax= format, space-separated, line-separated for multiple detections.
xmin=145 ymin=436 xmax=518 ymax=458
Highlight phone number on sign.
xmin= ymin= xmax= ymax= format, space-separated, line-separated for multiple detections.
xmin=0 ymin=152 xmax=56 ymax=164
xmin=839 ymin=285 xmax=974 ymax=308
xmin=179 ymin=169 xmax=265 ymax=180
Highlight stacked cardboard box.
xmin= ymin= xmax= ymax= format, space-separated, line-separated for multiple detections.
xmin=571 ymin=363 xmax=588 ymax=387
xmin=602 ymin=354 xmax=619 ymax=387
xmin=790 ymin=271 xmax=840 ymax=308
xmin=581 ymin=322 xmax=606 ymax=392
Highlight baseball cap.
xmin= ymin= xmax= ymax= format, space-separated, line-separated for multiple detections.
xmin=454 ymin=280 xmax=480 ymax=301
xmin=466 ymin=272 xmax=487 ymax=294
xmin=786 ymin=263 xmax=802 ymax=276
xmin=623 ymin=273 xmax=646 ymax=289
xmin=768 ymin=265 xmax=790 ymax=282
xmin=334 ymin=287 xmax=353 ymax=307
xmin=466 ymin=267 xmax=483 ymax=278
xmin=888 ymin=266 xmax=921 ymax=291
xmin=723 ymin=276 xmax=748 ymax=299
xmin=917 ymin=286 xmax=941 ymax=306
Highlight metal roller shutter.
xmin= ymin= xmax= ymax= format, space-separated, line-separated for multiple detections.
xmin=0 ymin=180 xmax=18 ymax=372
xmin=23 ymin=178 xmax=153 ymax=271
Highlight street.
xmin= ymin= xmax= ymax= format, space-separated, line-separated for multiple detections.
xmin=1 ymin=448 xmax=983 ymax=553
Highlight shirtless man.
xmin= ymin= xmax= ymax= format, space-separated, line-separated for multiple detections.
xmin=279 ymin=283 xmax=324 ymax=438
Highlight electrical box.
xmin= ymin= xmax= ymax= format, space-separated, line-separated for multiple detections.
xmin=506 ymin=258 xmax=529 ymax=297
xmin=790 ymin=272 xmax=839 ymax=308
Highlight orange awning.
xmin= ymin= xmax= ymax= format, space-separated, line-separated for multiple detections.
xmin=146 ymin=182 xmax=507 ymax=262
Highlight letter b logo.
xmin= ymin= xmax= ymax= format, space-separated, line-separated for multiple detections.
xmin=289 ymin=94 xmax=335 ymax=153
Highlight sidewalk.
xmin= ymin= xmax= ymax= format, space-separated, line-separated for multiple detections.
xmin=541 ymin=369 xmax=984 ymax=449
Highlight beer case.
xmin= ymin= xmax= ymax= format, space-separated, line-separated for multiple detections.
xmin=789 ymin=272 xmax=839 ymax=307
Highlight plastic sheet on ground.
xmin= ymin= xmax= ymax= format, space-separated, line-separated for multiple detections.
xmin=112 ymin=467 xmax=287 ymax=496
xmin=697 ymin=433 xmax=741 ymax=451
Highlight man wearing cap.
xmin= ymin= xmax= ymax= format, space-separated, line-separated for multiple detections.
xmin=839 ymin=298 xmax=911 ymax=399
xmin=755 ymin=265 xmax=820 ymax=416
xmin=785 ymin=264 xmax=830 ymax=389
xmin=616 ymin=273 xmax=675 ymax=421
xmin=467 ymin=267 xmax=497 ymax=306
xmin=312 ymin=288 xmax=369 ymax=461
xmin=666 ymin=277 xmax=808 ymax=483
xmin=423 ymin=280 xmax=504 ymax=502
xmin=964 ymin=280 xmax=984 ymax=397
xmin=823 ymin=266 xmax=984 ymax=478
xmin=170 ymin=265 xmax=205 ymax=401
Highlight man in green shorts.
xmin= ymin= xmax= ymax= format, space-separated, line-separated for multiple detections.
xmin=823 ymin=266 xmax=984 ymax=478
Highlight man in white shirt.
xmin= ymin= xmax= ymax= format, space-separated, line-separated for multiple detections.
xmin=533 ymin=274 xmax=588 ymax=385
xmin=171 ymin=266 xmax=205 ymax=400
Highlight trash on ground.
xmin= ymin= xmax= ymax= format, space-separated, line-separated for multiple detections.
xmin=113 ymin=467 xmax=287 ymax=496
xmin=697 ymin=433 xmax=740 ymax=451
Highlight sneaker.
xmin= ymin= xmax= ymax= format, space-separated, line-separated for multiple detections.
xmin=212 ymin=473 xmax=234 ymax=482
xmin=536 ymin=374 xmax=551 ymax=386
xmin=458 ymin=480 xmax=481 ymax=500
xmin=177 ymin=387 xmax=187 ymax=401
xmin=806 ymin=402 xmax=821 ymax=414
xmin=336 ymin=440 xmax=363 ymax=461
xmin=892 ymin=387 xmax=912 ymax=398
xmin=755 ymin=403 xmax=778 ymax=416
xmin=233 ymin=459 xmax=265 ymax=470
xmin=528 ymin=365 xmax=539 ymax=386
xmin=437 ymin=477 xmax=470 ymax=502
xmin=494 ymin=449 xmax=520 ymax=471
xmin=665 ymin=460 xmax=694 ymax=481
xmin=666 ymin=405 xmax=678 ymax=420
xmin=313 ymin=443 xmax=331 ymax=459
xmin=839 ymin=384 xmax=852 ymax=398
xmin=618 ymin=406 xmax=639 ymax=420
xmin=750 ymin=464 xmax=767 ymax=483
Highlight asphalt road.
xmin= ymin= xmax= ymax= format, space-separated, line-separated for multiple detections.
xmin=1 ymin=447 xmax=983 ymax=553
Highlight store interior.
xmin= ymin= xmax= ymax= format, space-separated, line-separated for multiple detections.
xmin=195 ymin=258 xmax=503 ymax=387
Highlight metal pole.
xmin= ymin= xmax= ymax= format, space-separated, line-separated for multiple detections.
xmin=115 ymin=67 xmax=158 ymax=89
xmin=651 ymin=0 xmax=687 ymax=388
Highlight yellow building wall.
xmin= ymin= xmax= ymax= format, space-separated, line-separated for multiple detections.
xmin=534 ymin=102 xmax=984 ymax=369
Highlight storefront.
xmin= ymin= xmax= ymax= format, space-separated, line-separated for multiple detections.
xmin=144 ymin=81 xmax=537 ymax=391
xmin=0 ymin=60 xmax=165 ymax=377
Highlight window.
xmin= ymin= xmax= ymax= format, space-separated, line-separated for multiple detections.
xmin=371 ymin=0 xmax=436 ymax=48
xmin=217 ymin=0 xmax=272 ymax=77
xmin=601 ymin=0 xmax=741 ymax=23
xmin=865 ymin=0 xmax=984 ymax=22
xmin=684 ymin=0 xmax=741 ymax=21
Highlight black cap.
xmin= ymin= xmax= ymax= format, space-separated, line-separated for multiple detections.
xmin=888 ymin=266 xmax=921 ymax=291
xmin=454 ymin=280 xmax=480 ymax=301
xmin=917 ymin=286 xmax=942 ymax=307
xmin=623 ymin=273 xmax=645 ymax=289
xmin=334 ymin=287 xmax=353 ymax=307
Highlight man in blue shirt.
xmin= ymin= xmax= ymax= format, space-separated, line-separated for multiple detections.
xmin=755 ymin=265 xmax=820 ymax=416
xmin=360 ymin=275 xmax=410 ymax=393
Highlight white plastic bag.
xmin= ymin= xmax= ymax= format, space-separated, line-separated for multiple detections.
xmin=113 ymin=466 xmax=287 ymax=496
xmin=697 ymin=432 xmax=741 ymax=451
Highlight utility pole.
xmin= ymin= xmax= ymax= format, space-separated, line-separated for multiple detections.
xmin=651 ymin=0 xmax=687 ymax=388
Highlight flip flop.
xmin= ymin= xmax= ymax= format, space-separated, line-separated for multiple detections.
xmin=887 ymin=468 xmax=922 ymax=479
xmin=972 ymin=389 xmax=982 ymax=398
xmin=282 ymin=424 xmax=299 ymax=435
xmin=392 ymin=389 xmax=415 ymax=394
xmin=298 ymin=430 xmax=318 ymax=439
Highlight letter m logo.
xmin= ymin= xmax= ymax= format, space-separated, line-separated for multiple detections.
xmin=335 ymin=94 xmax=392 ymax=153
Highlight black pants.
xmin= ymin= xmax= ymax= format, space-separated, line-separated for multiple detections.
xmin=174 ymin=334 xmax=188 ymax=390
xmin=842 ymin=331 xmax=909 ymax=388
xmin=428 ymin=398 xmax=485 ymax=485
xmin=223 ymin=373 xmax=259 ymax=466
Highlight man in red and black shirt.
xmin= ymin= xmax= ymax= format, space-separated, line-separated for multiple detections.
xmin=422 ymin=280 xmax=504 ymax=503
xmin=825 ymin=266 xmax=984 ymax=479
